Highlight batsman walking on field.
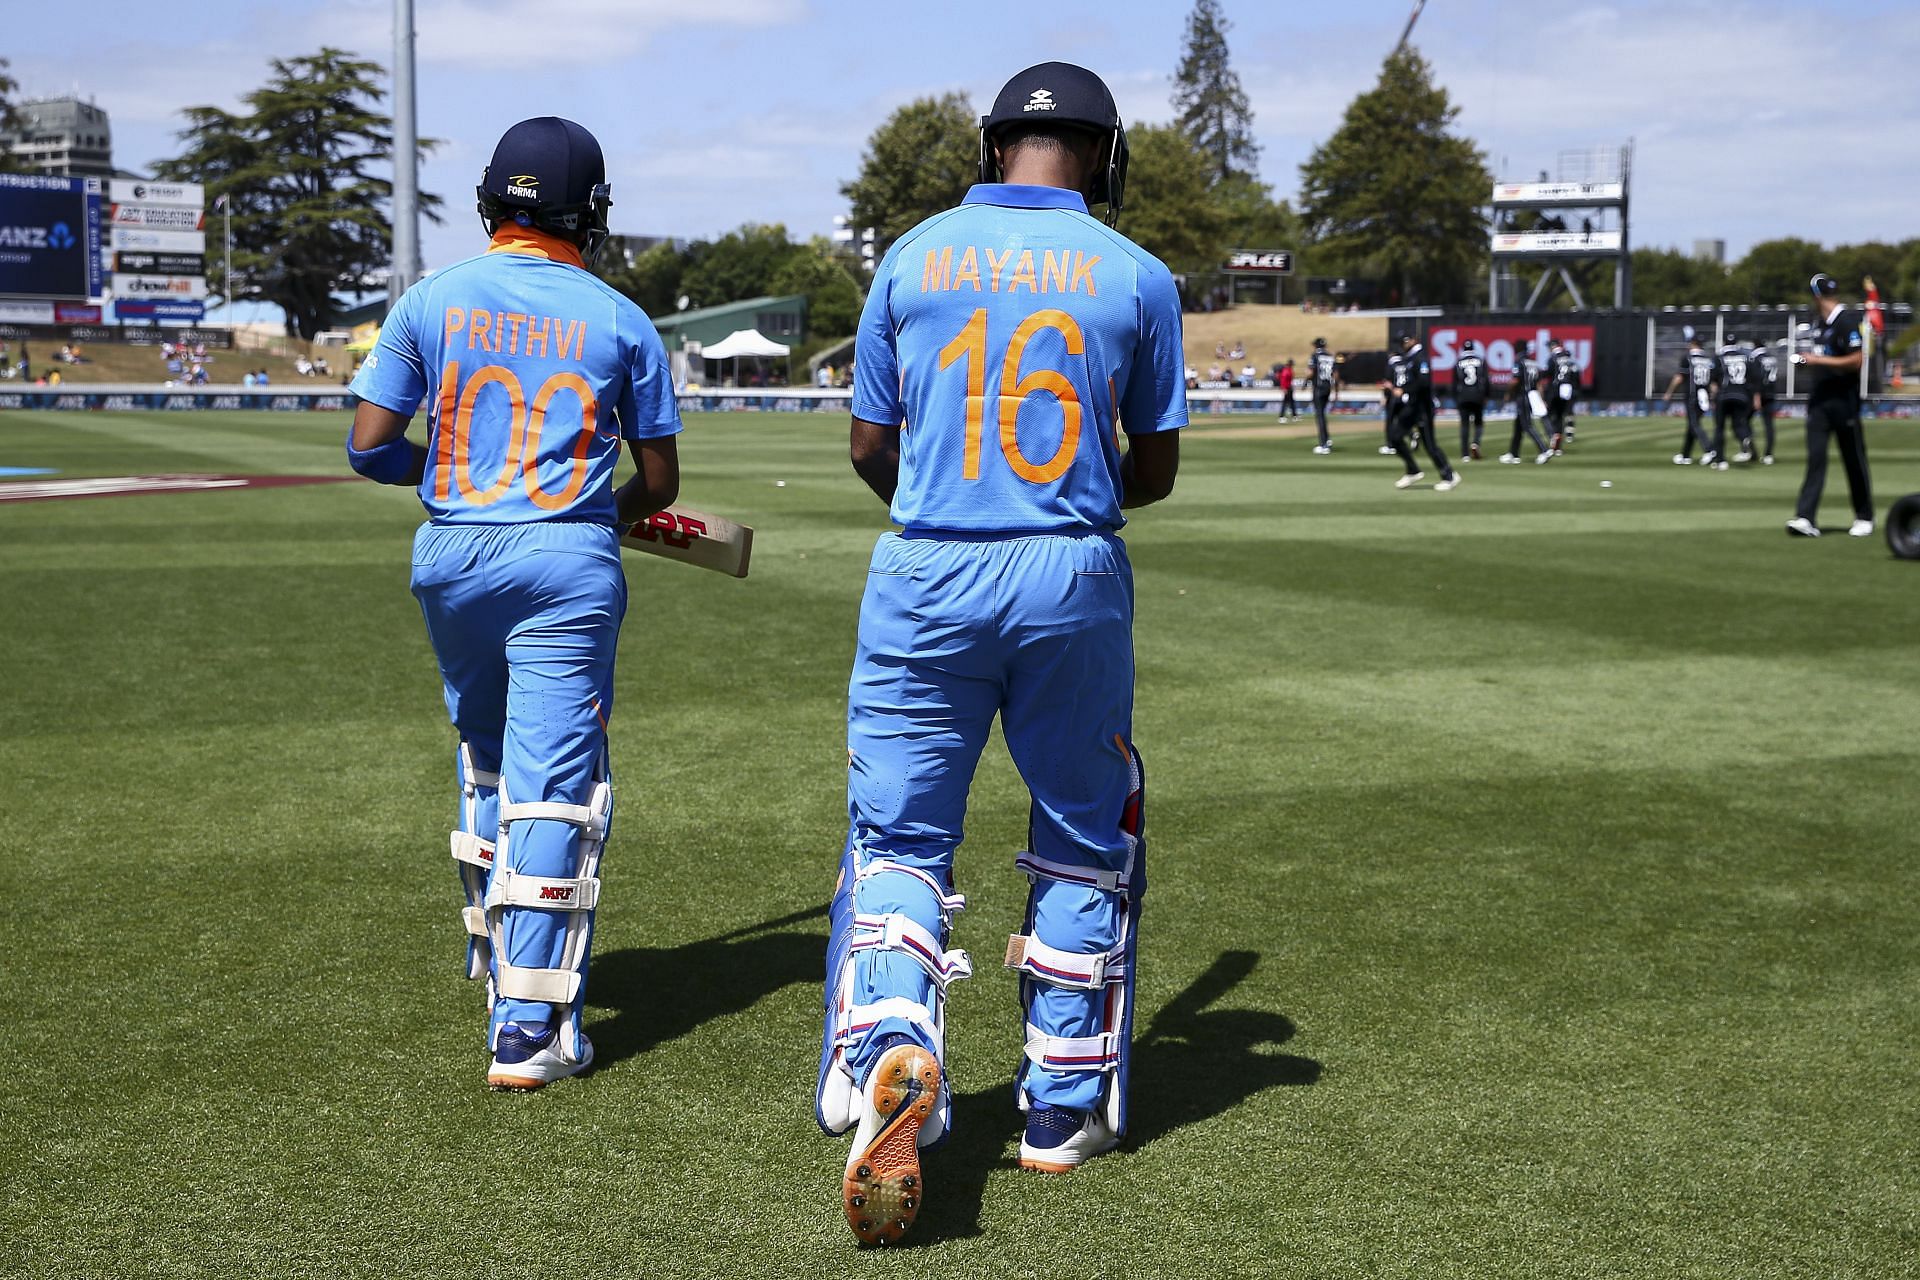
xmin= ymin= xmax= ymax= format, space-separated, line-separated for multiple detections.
xmin=816 ymin=62 xmax=1186 ymax=1247
xmin=345 ymin=118 xmax=681 ymax=1089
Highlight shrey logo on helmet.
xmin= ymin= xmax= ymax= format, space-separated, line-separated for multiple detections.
xmin=1024 ymin=90 xmax=1055 ymax=112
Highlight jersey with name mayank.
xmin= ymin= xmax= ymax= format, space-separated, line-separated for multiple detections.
xmin=851 ymin=184 xmax=1187 ymax=534
xmin=351 ymin=235 xmax=682 ymax=525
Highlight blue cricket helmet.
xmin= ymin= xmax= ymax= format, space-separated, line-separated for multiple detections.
xmin=476 ymin=117 xmax=612 ymax=262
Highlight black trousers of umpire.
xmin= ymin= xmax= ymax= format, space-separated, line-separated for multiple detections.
xmin=1757 ymin=396 xmax=1777 ymax=458
xmin=1279 ymin=387 xmax=1298 ymax=419
xmin=1311 ymin=387 xmax=1331 ymax=446
xmin=1796 ymin=396 xmax=1872 ymax=524
xmin=1714 ymin=399 xmax=1756 ymax=457
xmin=1458 ymin=400 xmax=1486 ymax=454
xmin=1389 ymin=401 xmax=1452 ymax=478
xmin=1511 ymin=401 xmax=1550 ymax=456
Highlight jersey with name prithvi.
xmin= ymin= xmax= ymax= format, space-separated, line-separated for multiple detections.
xmin=852 ymin=184 xmax=1187 ymax=534
xmin=351 ymin=238 xmax=682 ymax=525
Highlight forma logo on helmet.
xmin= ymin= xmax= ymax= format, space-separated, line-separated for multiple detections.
xmin=476 ymin=117 xmax=613 ymax=264
xmin=978 ymin=61 xmax=1130 ymax=227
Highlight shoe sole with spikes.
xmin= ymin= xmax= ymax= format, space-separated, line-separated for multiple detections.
xmin=842 ymin=1042 xmax=939 ymax=1246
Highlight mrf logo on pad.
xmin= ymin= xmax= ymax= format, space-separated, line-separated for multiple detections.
xmin=538 ymin=885 xmax=575 ymax=903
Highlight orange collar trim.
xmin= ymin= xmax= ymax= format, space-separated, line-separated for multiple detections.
xmin=487 ymin=226 xmax=585 ymax=269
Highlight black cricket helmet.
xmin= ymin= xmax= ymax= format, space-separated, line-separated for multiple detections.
xmin=1810 ymin=272 xmax=1839 ymax=298
xmin=979 ymin=62 xmax=1129 ymax=226
xmin=477 ymin=117 xmax=612 ymax=263
xmin=1313 ymin=336 xmax=1326 ymax=349
xmin=1462 ymin=338 xmax=1478 ymax=352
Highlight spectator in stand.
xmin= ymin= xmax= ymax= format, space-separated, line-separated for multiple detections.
xmin=1184 ymin=365 xmax=1198 ymax=390
xmin=1238 ymin=363 xmax=1255 ymax=389
xmin=295 ymin=355 xmax=315 ymax=377
xmin=1228 ymin=339 xmax=1246 ymax=361
xmin=18 ymin=341 xmax=29 ymax=381
xmin=47 ymin=368 xmax=63 ymax=387
xmin=256 ymin=368 xmax=271 ymax=386
xmin=816 ymin=363 xmax=835 ymax=388
xmin=1207 ymin=363 xmax=1224 ymax=383
xmin=314 ymin=355 xmax=331 ymax=377
xmin=243 ymin=370 xmax=258 ymax=387
xmin=1213 ymin=341 xmax=1226 ymax=359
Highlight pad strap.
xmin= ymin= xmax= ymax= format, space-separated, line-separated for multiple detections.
xmin=461 ymin=906 xmax=488 ymax=938
xmin=487 ymin=868 xmax=600 ymax=912
xmin=495 ymin=962 xmax=582 ymax=1005
xmin=850 ymin=912 xmax=972 ymax=993
xmin=1023 ymin=1024 xmax=1122 ymax=1072
xmin=458 ymin=742 xmax=500 ymax=794
xmin=854 ymin=858 xmax=967 ymax=918
xmin=841 ymin=996 xmax=939 ymax=1047
xmin=1004 ymin=933 xmax=1125 ymax=990
xmin=1016 ymin=848 xmax=1132 ymax=895
xmin=501 ymin=798 xmax=606 ymax=837
xmin=450 ymin=830 xmax=496 ymax=870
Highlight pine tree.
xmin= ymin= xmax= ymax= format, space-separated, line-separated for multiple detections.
xmin=1170 ymin=0 xmax=1259 ymax=184
xmin=1298 ymin=49 xmax=1489 ymax=305
xmin=153 ymin=49 xmax=440 ymax=339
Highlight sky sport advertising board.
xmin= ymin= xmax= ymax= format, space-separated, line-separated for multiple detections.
xmin=1425 ymin=323 xmax=1597 ymax=389
xmin=0 ymin=173 xmax=105 ymax=301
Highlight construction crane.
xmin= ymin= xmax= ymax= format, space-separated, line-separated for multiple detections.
xmin=1393 ymin=0 xmax=1428 ymax=55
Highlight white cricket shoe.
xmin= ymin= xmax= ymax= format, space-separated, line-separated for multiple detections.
xmin=1395 ymin=472 xmax=1424 ymax=490
xmin=1734 ymin=451 xmax=1754 ymax=463
xmin=1785 ymin=517 xmax=1820 ymax=538
xmin=842 ymin=1039 xmax=940 ymax=1246
xmin=1435 ymin=473 xmax=1462 ymax=492
xmin=1763 ymin=455 xmax=1776 ymax=465
xmin=1673 ymin=454 xmax=1694 ymax=465
xmin=1702 ymin=451 xmax=1719 ymax=468
xmin=1018 ymin=1105 xmax=1119 ymax=1174
xmin=486 ymin=1023 xmax=593 ymax=1091
xmin=1714 ymin=460 xmax=1730 ymax=471
xmin=1848 ymin=519 xmax=1874 ymax=537
xmin=1378 ymin=445 xmax=1397 ymax=456
xmin=1534 ymin=450 xmax=1553 ymax=465
xmin=1499 ymin=453 xmax=1521 ymax=464
xmin=1312 ymin=444 xmax=1332 ymax=455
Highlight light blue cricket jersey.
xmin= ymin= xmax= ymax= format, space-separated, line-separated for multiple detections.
xmin=852 ymin=184 xmax=1188 ymax=534
xmin=351 ymin=230 xmax=682 ymax=525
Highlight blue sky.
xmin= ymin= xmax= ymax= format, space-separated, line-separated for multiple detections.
xmin=14 ymin=0 xmax=1917 ymax=321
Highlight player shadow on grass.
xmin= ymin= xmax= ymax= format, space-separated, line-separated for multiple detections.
xmin=908 ymin=948 xmax=1322 ymax=1245
xmin=584 ymin=903 xmax=826 ymax=1067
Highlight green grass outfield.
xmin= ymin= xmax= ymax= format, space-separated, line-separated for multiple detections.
xmin=1 ymin=409 xmax=1917 ymax=1279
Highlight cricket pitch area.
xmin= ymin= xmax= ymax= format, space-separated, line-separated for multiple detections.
xmin=1 ymin=409 xmax=1916 ymax=1278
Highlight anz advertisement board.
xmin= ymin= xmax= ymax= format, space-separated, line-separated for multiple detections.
xmin=0 ymin=174 xmax=105 ymax=301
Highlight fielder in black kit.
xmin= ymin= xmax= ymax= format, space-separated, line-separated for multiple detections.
xmin=1753 ymin=342 xmax=1781 ymax=463
xmin=1500 ymin=341 xmax=1553 ymax=464
xmin=1308 ymin=337 xmax=1339 ymax=454
xmin=1713 ymin=333 xmax=1761 ymax=463
xmin=1787 ymin=273 xmax=1873 ymax=538
xmin=1454 ymin=338 xmax=1489 ymax=460
xmin=1663 ymin=332 xmax=1720 ymax=465
xmin=1543 ymin=337 xmax=1578 ymax=452
xmin=1386 ymin=333 xmax=1459 ymax=490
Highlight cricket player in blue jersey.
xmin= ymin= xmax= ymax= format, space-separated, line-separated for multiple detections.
xmin=345 ymin=118 xmax=681 ymax=1090
xmin=815 ymin=63 xmax=1185 ymax=1245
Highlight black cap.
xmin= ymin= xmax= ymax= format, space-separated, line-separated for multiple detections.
xmin=979 ymin=62 xmax=1129 ymax=225
xmin=1810 ymin=272 xmax=1839 ymax=298
xmin=476 ymin=117 xmax=612 ymax=261
xmin=1725 ymin=331 xmax=1740 ymax=344
xmin=1462 ymin=338 xmax=1478 ymax=352
xmin=1313 ymin=337 xmax=1326 ymax=348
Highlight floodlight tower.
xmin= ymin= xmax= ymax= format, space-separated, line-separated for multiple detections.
xmin=389 ymin=0 xmax=422 ymax=307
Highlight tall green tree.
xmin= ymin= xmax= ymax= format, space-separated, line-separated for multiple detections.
xmin=1122 ymin=123 xmax=1229 ymax=274
xmin=769 ymin=237 xmax=863 ymax=339
xmin=0 ymin=58 xmax=25 ymax=173
xmin=1629 ymin=246 xmax=1733 ymax=309
xmin=153 ymin=49 xmax=440 ymax=339
xmin=1728 ymin=237 xmax=1825 ymax=305
xmin=841 ymin=93 xmax=977 ymax=253
xmin=1298 ymin=49 xmax=1489 ymax=305
xmin=1170 ymin=0 xmax=1259 ymax=183
xmin=596 ymin=239 xmax=687 ymax=317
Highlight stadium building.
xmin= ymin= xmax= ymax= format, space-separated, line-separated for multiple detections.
xmin=0 ymin=97 xmax=118 ymax=179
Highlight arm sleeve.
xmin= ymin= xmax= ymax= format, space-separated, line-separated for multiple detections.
xmin=1120 ymin=263 xmax=1189 ymax=435
xmin=849 ymin=247 xmax=903 ymax=425
xmin=616 ymin=305 xmax=683 ymax=440
xmin=349 ymin=285 xmax=430 ymax=414
xmin=1411 ymin=359 xmax=1431 ymax=396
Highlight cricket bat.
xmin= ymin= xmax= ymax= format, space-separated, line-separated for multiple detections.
xmin=620 ymin=504 xmax=754 ymax=578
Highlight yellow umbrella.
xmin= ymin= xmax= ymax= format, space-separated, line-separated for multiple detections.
xmin=344 ymin=322 xmax=380 ymax=354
